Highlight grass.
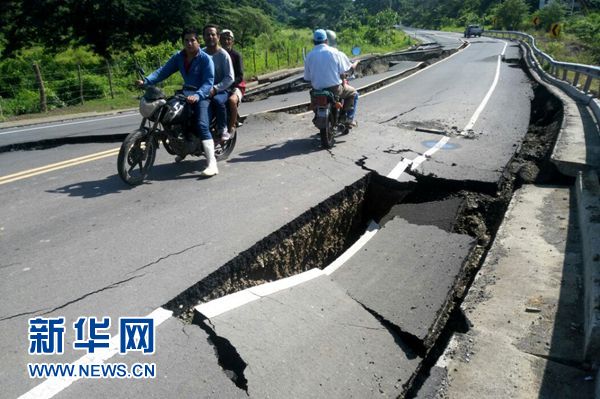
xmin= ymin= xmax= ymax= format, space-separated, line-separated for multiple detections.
xmin=1 ymin=28 xmax=415 ymax=123
xmin=0 ymin=92 xmax=140 ymax=123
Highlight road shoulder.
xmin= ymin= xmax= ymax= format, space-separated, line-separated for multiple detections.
xmin=418 ymin=184 xmax=594 ymax=398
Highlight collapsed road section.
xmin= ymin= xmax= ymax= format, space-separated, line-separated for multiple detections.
xmin=156 ymin=50 xmax=569 ymax=397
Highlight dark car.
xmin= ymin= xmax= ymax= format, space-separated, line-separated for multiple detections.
xmin=464 ymin=25 xmax=483 ymax=38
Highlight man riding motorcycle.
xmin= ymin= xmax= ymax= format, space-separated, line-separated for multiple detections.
xmin=136 ymin=27 xmax=219 ymax=177
xmin=303 ymin=29 xmax=359 ymax=128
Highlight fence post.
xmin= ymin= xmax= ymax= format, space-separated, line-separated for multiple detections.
xmin=32 ymin=62 xmax=47 ymax=112
xmin=253 ymin=50 xmax=257 ymax=76
xmin=287 ymin=47 xmax=290 ymax=66
xmin=77 ymin=63 xmax=84 ymax=104
xmin=276 ymin=51 xmax=280 ymax=69
xmin=265 ymin=50 xmax=268 ymax=69
xmin=106 ymin=60 xmax=115 ymax=99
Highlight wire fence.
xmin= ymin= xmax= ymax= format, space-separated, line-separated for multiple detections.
xmin=0 ymin=46 xmax=307 ymax=119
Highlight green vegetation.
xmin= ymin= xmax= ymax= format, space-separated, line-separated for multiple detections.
xmin=0 ymin=0 xmax=598 ymax=121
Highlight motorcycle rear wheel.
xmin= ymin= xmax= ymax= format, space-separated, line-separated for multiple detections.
xmin=319 ymin=120 xmax=335 ymax=149
xmin=117 ymin=129 xmax=156 ymax=185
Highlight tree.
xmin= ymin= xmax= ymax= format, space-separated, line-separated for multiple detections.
xmin=494 ymin=0 xmax=531 ymax=30
xmin=538 ymin=0 xmax=568 ymax=31
xmin=217 ymin=6 xmax=274 ymax=48
xmin=297 ymin=0 xmax=353 ymax=30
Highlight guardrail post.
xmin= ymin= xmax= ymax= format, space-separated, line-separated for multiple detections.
xmin=583 ymin=75 xmax=592 ymax=94
xmin=573 ymin=72 xmax=581 ymax=88
xmin=562 ymin=68 xmax=568 ymax=81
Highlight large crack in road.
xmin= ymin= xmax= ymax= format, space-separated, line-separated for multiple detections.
xmin=154 ymin=53 xmax=569 ymax=396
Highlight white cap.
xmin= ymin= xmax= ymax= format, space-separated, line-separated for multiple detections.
xmin=221 ymin=29 xmax=234 ymax=39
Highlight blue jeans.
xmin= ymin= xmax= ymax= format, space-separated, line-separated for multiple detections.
xmin=209 ymin=92 xmax=229 ymax=132
xmin=192 ymin=99 xmax=211 ymax=141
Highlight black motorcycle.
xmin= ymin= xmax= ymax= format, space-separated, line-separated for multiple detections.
xmin=117 ymin=84 xmax=236 ymax=185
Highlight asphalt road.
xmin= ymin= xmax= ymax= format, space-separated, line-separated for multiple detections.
xmin=1 ymin=34 xmax=534 ymax=398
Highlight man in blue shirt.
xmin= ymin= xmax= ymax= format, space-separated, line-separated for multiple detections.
xmin=137 ymin=27 xmax=219 ymax=177
xmin=304 ymin=29 xmax=359 ymax=128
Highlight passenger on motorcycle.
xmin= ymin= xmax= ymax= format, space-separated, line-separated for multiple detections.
xmin=135 ymin=27 xmax=219 ymax=177
xmin=303 ymin=29 xmax=359 ymax=128
xmin=220 ymin=29 xmax=246 ymax=139
xmin=202 ymin=24 xmax=235 ymax=141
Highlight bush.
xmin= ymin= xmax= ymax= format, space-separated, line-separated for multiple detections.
xmin=54 ymin=74 xmax=107 ymax=104
xmin=4 ymin=89 xmax=40 ymax=115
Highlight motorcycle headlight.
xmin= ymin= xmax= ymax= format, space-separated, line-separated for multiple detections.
xmin=139 ymin=97 xmax=166 ymax=118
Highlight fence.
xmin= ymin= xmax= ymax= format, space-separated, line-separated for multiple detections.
xmin=0 ymin=47 xmax=308 ymax=119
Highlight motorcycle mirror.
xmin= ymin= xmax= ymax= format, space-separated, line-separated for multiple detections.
xmin=351 ymin=47 xmax=361 ymax=56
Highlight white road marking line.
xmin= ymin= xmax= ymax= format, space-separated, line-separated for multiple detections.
xmin=322 ymin=220 xmax=380 ymax=275
xmin=0 ymin=114 xmax=136 ymax=136
xmin=18 ymin=308 xmax=172 ymax=399
xmin=195 ymin=220 xmax=382 ymax=319
xmin=410 ymin=136 xmax=450 ymax=170
xmin=464 ymin=45 xmax=505 ymax=132
xmin=399 ymin=42 xmax=505 ymax=174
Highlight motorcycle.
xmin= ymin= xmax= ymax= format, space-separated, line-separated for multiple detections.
xmin=310 ymin=89 xmax=351 ymax=149
xmin=117 ymin=81 xmax=236 ymax=185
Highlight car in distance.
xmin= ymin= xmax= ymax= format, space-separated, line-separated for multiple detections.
xmin=464 ymin=25 xmax=483 ymax=38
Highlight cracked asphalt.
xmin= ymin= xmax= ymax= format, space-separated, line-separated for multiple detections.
xmin=0 ymin=33 xmax=539 ymax=398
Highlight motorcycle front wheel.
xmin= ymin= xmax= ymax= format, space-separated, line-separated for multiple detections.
xmin=117 ymin=129 xmax=157 ymax=185
xmin=215 ymin=132 xmax=237 ymax=161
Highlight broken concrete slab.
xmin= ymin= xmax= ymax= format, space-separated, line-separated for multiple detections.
xmin=330 ymin=217 xmax=476 ymax=349
xmin=421 ymin=185 xmax=593 ymax=398
xmin=197 ymin=275 xmax=420 ymax=398
xmin=380 ymin=197 xmax=464 ymax=232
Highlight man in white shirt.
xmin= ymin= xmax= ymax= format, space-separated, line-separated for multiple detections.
xmin=304 ymin=29 xmax=359 ymax=127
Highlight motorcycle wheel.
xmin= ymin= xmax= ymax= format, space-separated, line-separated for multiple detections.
xmin=319 ymin=116 xmax=335 ymax=149
xmin=215 ymin=132 xmax=237 ymax=161
xmin=117 ymin=129 xmax=156 ymax=185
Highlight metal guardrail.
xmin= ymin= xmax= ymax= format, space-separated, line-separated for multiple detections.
xmin=484 ymin=30 xmax=600 ymax=98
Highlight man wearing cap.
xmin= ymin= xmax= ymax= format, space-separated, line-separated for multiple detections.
xmin=220 ymin=29 xmax=246 ymax=139
xmin=304 ymin=28 xmax=359 ymax=128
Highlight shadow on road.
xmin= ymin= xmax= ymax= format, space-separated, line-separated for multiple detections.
xmin=46 ymin=174 xmax=133 ymax=198
xmin=46 ymin=161 xmax=207 ymax=198
xmin=227 ymin=136 xmax=326 ymax=163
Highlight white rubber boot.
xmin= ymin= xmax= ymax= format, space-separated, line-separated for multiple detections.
xmin=200 ymin=139 xmax=219 ymax=177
